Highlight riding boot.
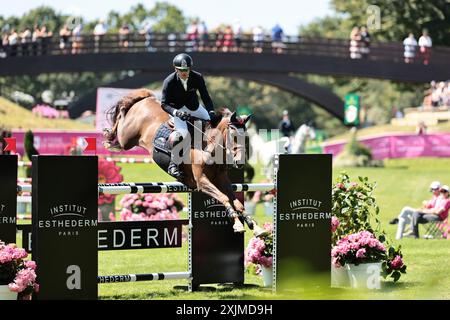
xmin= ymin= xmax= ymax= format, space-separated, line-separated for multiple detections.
xmin=167 ymin=154 xmax=183 ymax=179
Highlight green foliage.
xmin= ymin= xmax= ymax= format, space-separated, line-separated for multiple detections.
xmin=149 ymin=2 xmax=187 ymax=33
xmin=332 ymin=172 xmax=406 ymax=282
xmin=24 ymin=130 xmax=39 ymax=177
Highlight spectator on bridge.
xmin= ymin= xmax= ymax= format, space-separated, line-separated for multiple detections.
xmin=20 ymin=28 xmax=32 ymax=56
xmin=403 ymin=33 xmax=417 ymax=64
xmin=197 ymin=21 xmax=209 ymax=52
xmin=222 ymin=25 xmax=234 ymax=52
xmin=212 ymin=27 xmax=224 ymax=52
xmin=359 ymin=26 xmax=371 ymax=59
xmin=418 ymin=30 xmax=432 ymax=65
xmin=186 ymin=20 xmax=199 ymax=51
xmin=31 ymin=25 xmax=41 ymax=55
xmin=93 ymin=20 xmax=108 ymax=53
xmin=233 ymin=20 xmax=243 ymax=52
xmin=1 ymin=33 xmax=8 ymax=58
xmin=71 ymin=23 xmax=83 ymax=54
xmin=7 ymin=29 xmax=19 ymax=57
xmin=118 ymin=23 xmax=131 ymax=51
xmin=252 ymin=25 xmax=264 ymax=53
xmin=140 ymin=20 xmax=155 ymax=52
xmin=39 ymin=26 xmax=52 ymax=55
xmin=59 ymin=24 xmax=71 ymax=54
xmin=349 ymin=27 xmax=361 ymax=59
xmin=271 ymin=23 xmax=285 ymax=54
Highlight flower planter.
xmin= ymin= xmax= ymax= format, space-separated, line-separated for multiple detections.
xmin=260 ymin=265 xmax=273 ymax=287
xmin=331 ymin=264 xmax=350 ymax=288
xmin=346 ymin=262 xmax=382 ymax=289
xmin=0 ymin=285 xmax=17 ymax=300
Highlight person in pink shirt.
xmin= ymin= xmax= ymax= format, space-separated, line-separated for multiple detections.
xmin=395 ymin=181 xmax=441 ymax=240
xmin=407 ymin=185 xmax=450 ymax=239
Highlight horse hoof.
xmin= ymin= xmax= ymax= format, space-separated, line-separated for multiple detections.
xmin=253 ymin=226 xmax=269 ymax=238
xmin=233 ymin=222 xmax=245 ymax=233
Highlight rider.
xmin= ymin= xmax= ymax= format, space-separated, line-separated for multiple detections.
xmin=161 ymin=53 xmax=215 ymax=179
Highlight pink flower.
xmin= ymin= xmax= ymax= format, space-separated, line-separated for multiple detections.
xmin=390 ymin=255 xmax=404 ymax=269
xmin=24 ymin=260 xmax=37 ymax=270
xmin=356 ymin=248 xmax=366 ymax=258
xmin=331 ymin=216 xmax=340 ymax=232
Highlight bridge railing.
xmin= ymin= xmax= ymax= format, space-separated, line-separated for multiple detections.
xmin=1 ymin=32 xmax=449 ymax=64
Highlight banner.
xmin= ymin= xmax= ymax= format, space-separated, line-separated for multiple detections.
xmin=0 ymin=155 xmax=17 ymax=244
xmin=323 ymin=133 xmax=450 ymax=160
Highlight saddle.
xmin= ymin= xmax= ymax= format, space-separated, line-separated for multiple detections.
xmin=153 ymin=119 xmax=175 ymax=155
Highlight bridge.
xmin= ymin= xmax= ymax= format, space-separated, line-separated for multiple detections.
xmin=1 ymin=33 xmax=449 ymax=119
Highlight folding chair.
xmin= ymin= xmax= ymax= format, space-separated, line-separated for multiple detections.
xmin=423 ymin=219 xmax=447 ymax=239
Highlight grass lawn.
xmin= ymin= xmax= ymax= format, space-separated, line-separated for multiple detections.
xmin=17 ymin=158 xmax=450 ymax=299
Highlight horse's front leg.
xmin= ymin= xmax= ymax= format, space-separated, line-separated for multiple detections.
xmin=216 ymin=169 xmax=269 ymax=237
xmin=191 ymin=163 xmax=245 ymax=233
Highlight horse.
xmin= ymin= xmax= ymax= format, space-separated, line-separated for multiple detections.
xmin=102 ymin=88 xmax=267 ymax=236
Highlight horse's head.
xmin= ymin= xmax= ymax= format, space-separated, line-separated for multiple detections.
xmin=213 ymin=110 xmax=252 ymax=169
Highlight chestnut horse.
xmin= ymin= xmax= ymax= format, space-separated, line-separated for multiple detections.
xmin=103 ymin=88 xmax=266 ymax=235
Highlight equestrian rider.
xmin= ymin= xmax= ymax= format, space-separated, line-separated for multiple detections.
xmin=161 ymin=53 xmax=215 ymax=179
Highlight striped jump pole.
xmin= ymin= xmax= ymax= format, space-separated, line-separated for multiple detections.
xmin=17 ymin=182 xmax=275 ymax=195
xmin=98 ymin=272 xmax=191 ymax=283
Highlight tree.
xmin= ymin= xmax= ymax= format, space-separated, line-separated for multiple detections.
xmin=149 ymin=2 xmax=187 ymax=33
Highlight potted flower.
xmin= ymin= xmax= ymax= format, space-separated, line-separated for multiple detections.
xmin=245 ymin=223 xmax=273 ymax=287
xmin=332 ymin=173 xmax=407 ymax=284
xmin=113 ymin=193 xmax=184 ymax=221
xmin=98 ymin=158 xmax=123 ymax=221
xmin=0 ymin=240 xmax=39 ymax=300
xmin=331 ymin=230 xmax=386 ymax=289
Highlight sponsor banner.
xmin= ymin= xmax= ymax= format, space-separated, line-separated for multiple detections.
xmin=323 ymin=133 xmax=450 ymax=160
xmin=11 ymin=130 xmax=148 ymax=156
xmin=0 ymin=155 xmax=18 ymax=244
xmin=19 ymin=220 xmax=189 ymax=252
xmin=190 ymin=168 xmax=244 ymax=287
xmin=97 ymin=220 xmax=188 ymax=250
xmin=32 ymin=156 xmax=98 ymax=300
xmin=275 ymin=154 xmax=331 ymax=290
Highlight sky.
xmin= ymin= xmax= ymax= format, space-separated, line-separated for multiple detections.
xmin=1 ymin=0 xmax=334 ymax=35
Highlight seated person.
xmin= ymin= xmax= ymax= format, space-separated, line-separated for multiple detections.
xmin=406 ymin=185 xmax=450 ymax=239
xmin=394 ymin=181 xmax=441 ymax=240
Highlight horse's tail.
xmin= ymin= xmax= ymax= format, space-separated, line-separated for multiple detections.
xmin=106 ymin=88 xmax=155 ymax=126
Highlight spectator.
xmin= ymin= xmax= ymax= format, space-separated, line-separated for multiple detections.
xmin=71 ymin=23 xmax=83 ymax=54
xmin=252 ymin=25 xmax=264 ymax=53
xmin=233 ymin=20 xmax=243 ymax=52
xmin=349 ymin=26 xmax=361 ymax=59
xmin=7 ymin=29 xmax=19 ymax=57
xmin=20 ymin=28 xmax=32 ymax=56
xmin=39 ymin=26 xmax=52 ymax=55
xmin=408 ymin=185 xmax=450 ymax=239
xmin=359 ymin=26 xmax=371 ymax=59
xmin=212 ymin=27 xmax=223 ymax=52
xmin=118 ymin=23 xmax=130 ymax=50
xmin=197 ymin=21 xmax=209 ymax=52
xmin=93 ymin=20 xmax=108 ymax=53
xmin=394 ymin=181 xmax=441 ymax=239
xmin=186 ymin=20 xmax=199 ymax=51
xmin=140 ymin=20 xmax=154 ymax=52
xmin=278 ymin=110 xmax=295 ymax=138
xmin=59 ymin=24 xmax=71 ymax=54
xmin=31 ymin=25 xmax=41 ymax=55
xmin=403 ymin=33 xmax=417 ymax=64
xmin=1 ymin=33 xmax=8 ymax=58
xmin=418 ymin=29 xmax=432 ymax=65
xmin=271 ymin=23 xmax=285 ymax=54
xmin=222 ymin=25 xmax=234 ymax=52
xmin=416 ymin=121 xmax=427 ymax=135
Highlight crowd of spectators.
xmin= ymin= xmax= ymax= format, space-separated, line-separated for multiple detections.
xmin=422 ymin=80 xmax=450 ymax=110
xmin=349 ymin=26 xmax=371 ymax=59
xmin=0 ymin=20 xmax=289 ymax=58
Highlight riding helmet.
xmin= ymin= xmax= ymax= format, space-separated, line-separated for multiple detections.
xmin=173 ymin=53 xmax=193 ymax=69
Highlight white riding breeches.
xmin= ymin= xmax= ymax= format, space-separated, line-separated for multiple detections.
xmin=173 ymin=105 xmax=210 ymax=139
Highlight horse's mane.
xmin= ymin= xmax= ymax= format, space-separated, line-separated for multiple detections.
xmin=106 ymin=89 xmax=155 ymax=126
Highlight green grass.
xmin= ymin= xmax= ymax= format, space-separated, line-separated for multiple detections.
xmin=17 ymin=158 xmax=450 ymax=299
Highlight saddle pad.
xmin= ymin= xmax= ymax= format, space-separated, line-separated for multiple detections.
xmin=153 ymin=122 xmax=172 ymax=154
